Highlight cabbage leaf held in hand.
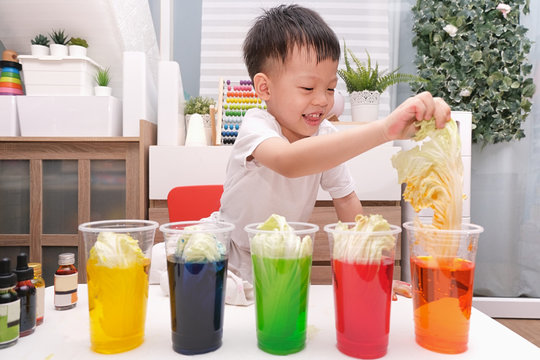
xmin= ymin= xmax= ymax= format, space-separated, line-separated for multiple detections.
xmin=391 ymin=118 xmax=463 ymax=230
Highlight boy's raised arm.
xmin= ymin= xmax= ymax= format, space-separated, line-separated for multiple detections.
xmin=252 ymin=92 xmax=450 ymax=178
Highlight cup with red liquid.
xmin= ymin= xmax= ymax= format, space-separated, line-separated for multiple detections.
xmin=403 ymin=221 xmax=483 ymax=354
xmin=325 ymin=222 xmax=401 ymax=359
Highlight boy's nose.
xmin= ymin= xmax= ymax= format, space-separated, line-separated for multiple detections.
xmin=312 ymin=91 xmax=330 ymax=107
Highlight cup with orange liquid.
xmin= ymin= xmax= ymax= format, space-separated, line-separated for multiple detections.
xmin=325 ymin=221 xmax=401 ymax=359
xmin=79 ymin=220 xmax=158 ymax=354
xmin=403 ymin=221 xmax=484 ymax=354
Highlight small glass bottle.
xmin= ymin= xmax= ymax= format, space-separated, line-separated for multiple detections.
xmin=28 ymin=263 xmax=45 ymax=325
xmin=54 ymin=253 xmax=78 ymax=310
xmin=13 ymin=253 xmax=36 ymax=337
xmin=0 ymin=258 xmax=20 ymax=349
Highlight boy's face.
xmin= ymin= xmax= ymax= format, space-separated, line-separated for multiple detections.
xmin=262 ymin=47 xmax=338 ymax=142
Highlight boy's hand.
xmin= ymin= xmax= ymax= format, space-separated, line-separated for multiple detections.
xmin=382 ymin=92 xmax=451 ymax=141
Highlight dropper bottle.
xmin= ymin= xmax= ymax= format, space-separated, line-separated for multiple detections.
xmin=13 ymin=253 xmax=36 ymax=337
xmin=0 ymin=258 xmax=20 ymax=348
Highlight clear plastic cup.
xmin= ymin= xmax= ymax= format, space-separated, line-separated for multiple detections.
xmin=325 ymin=222 xmax=401 ymax=359
xmin=160 ymin=220 xmax=234 ymax=355
xmin=403 ymin=221 xmax=484 ymax=354
xmin=245 ymin=222 xmax=318 ymax=355
xmin=78 ymin=219 xmax=158 ymax=354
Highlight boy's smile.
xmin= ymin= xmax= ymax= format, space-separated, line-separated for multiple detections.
xmin=257 ymin=46 xmax=339 ymax=143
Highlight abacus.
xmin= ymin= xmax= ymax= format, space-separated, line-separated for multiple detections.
xmin=215 ymin=77 xmax=266 ymax=145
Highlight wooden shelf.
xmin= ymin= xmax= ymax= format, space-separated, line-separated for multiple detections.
xmin=0 ymin=120 xmax=157 ymax=282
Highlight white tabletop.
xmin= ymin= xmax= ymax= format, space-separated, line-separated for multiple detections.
xmin=4 ymin=285 xmax=539 ymax=359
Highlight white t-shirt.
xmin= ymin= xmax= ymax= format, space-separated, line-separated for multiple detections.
xmin=219 ymin=108 xmax=356 ymax=255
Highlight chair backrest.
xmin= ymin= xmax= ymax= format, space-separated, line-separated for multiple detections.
xmin=167 ymin=185 xmax=224 ymax=222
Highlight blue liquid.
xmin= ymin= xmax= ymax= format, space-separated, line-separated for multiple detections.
xmin=167 ymin=257 xmax=227 ymax=355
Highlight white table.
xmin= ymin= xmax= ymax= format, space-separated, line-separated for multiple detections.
xmin=4 ymin=285 xmax=539 ymax=359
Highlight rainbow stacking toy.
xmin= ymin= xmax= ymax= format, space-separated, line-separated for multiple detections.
xmin=0 ymin=50 xmax=24 ymax=96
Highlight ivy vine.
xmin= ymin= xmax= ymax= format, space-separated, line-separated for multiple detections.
xmin=411 ymin=0 xmax=535 ymax=144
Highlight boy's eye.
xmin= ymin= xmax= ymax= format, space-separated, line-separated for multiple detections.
xmin=301 ymin=87 xmax=313 ymax=91
xmin=327 ymin=88 xmax=335 ymax=92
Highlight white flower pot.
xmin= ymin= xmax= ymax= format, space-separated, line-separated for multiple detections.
xmin=94 ymin=86 xmax=112 ymax=96
xmin=49 ymin=44 xmax=68 ymax=57
xmin=68 ymin=45 xmax=87 ymax=58
xmin=185 ymin=114 xmax=212 ymax=145
xmin=350 ymin=90 xmax=380 ymax=122
xmin=30 ymin=44 xmax=49 ymax=56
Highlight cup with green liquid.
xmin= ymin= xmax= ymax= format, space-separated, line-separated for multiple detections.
xmin=245 ymin=218 xmax=318 ymax=355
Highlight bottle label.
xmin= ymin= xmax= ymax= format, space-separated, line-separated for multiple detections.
xmin=54 ymin=273 xmax=78 ymax=307
xmin=36 ymin=286 xmax=45 ymax=322
xmin=0 ymin=299 xmax=20 ymax=345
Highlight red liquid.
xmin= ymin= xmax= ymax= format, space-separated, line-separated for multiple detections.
xmin=410 ymin=256 xmax=475 ymax=354
xmin=332 ymin=257 xmax=394 ymax=359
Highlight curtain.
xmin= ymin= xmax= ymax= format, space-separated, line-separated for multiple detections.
xmin=472 ymin=2 xmax=540 ymax=298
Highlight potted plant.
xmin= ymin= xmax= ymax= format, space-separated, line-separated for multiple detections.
xmin=68 ymin=37 xmax=88 ymax=57
xmin=184 ymin=96 xmax=216 ymax=146
xmin=338 ymin=43 xmax=424 ymax=122
xmin=30 ymin=34 xmax=50 ymax=56
xmin=49 ymin=29 xmax=69 ymax=57
xmin=94 ymin=67 xmax=112 ymax=96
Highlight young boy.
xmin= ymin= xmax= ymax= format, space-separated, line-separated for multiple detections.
xmin=218 ymin=4 xmax=450 ymax=283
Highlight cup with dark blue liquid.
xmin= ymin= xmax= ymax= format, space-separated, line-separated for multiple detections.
xmin=160 ymin=220 xmax=234 ymax=355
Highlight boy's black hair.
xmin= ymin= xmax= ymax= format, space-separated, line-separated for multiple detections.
xmin=243 ymin=4 xmax=340 ymax=80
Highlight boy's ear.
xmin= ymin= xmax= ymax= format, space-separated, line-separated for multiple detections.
xmin=253 ymin=72 xmax=271 ymax=101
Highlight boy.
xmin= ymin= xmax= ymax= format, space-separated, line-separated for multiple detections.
xmin=218 ymin=4 xmax=450 ymax=283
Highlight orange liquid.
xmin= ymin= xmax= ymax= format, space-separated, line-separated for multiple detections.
xmin=86 ymin=258 xmax=150 ymax=354
xmin=410 ymin=256 xmax=475 ymax=354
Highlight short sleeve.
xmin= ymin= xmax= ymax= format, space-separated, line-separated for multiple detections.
xmin=232 ymin=109 xmax=282 ymax=169
xmin=320 ymin=162 xmax=356 ymax=199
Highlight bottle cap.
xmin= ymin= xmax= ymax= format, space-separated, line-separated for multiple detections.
xmin=13 ymin=253 xmax=34 ymax=281
xmin=0 ymin=258 xmax=17 ymax=288
xmin=29 ymin=262 xmax=42 ymax=277
xmin=58 ymin=253 xmax=75 ymax=266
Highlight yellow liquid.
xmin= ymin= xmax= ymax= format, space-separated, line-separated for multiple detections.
xmin=86 ymin=258 xmax=150 ymax=354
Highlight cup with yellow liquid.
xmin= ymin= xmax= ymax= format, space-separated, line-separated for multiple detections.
xmin=403 ymin=221 xmax=483 ymax=354
xmin=79 ymin=220 xmax=158 ymax=354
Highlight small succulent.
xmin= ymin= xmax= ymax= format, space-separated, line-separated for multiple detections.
xmin=95 ymin=67 xmax=111 ymax=87
xmin=31 ymin=34 xmax=50 ymax=46
xmin=184 ymin=96 xmax=216 ymax=115
xmin=49 ymin=29 xmax=69 ymax=45
xmin=68 ymin=37 xmax=88 ymax=48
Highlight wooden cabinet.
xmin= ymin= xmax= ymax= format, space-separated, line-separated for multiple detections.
xmin=0 ymin=120 xmax=156 ymax=284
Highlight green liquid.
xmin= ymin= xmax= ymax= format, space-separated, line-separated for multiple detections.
xmin=251 ymin=254 xmax=312 ymax=355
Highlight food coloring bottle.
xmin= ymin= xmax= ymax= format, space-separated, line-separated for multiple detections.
xmin=0 ymin=258 xmax=20 ymax=348
xmin=54 ymin=253 xmax=78 ymax=310
xmin=28 ymin=263 xmax=45 ymax=325
xmin=13 ymin=253 xmax=36 ymax=337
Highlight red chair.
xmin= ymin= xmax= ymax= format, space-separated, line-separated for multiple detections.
xmin=166 ymin=185 xmax=224 ymax=222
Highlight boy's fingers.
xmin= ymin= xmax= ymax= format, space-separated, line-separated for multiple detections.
xmin=419 ymin=92 xmax=435 ymax=120
xmin=433 ymin=97 xmax=451 ymax=128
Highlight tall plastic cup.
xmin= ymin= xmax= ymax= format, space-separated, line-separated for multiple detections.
xmin=403 ymin=221 xmax=484 ymax=354
xmin=325 ymin=222 xmax=401 ymax=359
xmin=160 ymin=220 xmax=234 ymax=355
xmin=245 ymin=222 xmax=318 ymax=355
xmin=78 ymin=219 xmax=158 ymax=354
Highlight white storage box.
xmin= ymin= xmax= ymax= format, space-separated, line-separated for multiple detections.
xmin=17 ymin=96 xmax=122 ymax=137
xmin=0 ymin=96 xmax=20 ymax=136
xmin=18 ymin=55 xmax=102 ymax=96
